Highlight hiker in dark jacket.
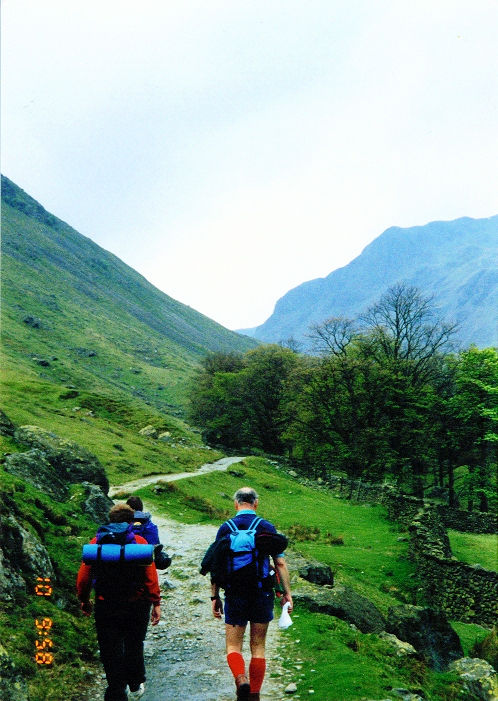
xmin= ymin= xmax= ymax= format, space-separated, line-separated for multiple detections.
xmin=77 ymin=503 xmax=161 ymax=701
xmin=126 ymin=496 xmax=171 ymax=570
xmin=210 ymin=487 xmax=292 ymax=701
xmin=126 ymin=496 xmax=160 ymax=545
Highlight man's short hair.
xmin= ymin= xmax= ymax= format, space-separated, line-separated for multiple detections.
xmin=126 ymin=496 xmax=143 ymax=511
xmin=109 ymin=503 xmax=135 ymax=523
xmin=233 ymin=487 xmax=258 ymax=505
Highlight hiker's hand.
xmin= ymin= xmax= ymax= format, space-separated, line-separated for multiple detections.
xmin=80 ymin=601 xmax=92 ymax=616
xmin=212 ymin=596 xmax=223 ymax=618
xmin=280 ymin=593 xmax=293 ymax=613
xmin=151 ymin=604 xmax=161 ymax=626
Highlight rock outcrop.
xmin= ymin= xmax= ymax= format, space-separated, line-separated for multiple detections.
xmin=4 ymin=449 xmax=69 ymax=501
xmin=449 ymin=657 xmax=498 ymax=700
xmin=386 ymin=605 xmax=464 ymax=670
xmin=0 ymin=409 xmax=15 ymax=437
xmin=14 ymin=425 xmax=109 ymax=492
xmin=81 ymin=481 xmax=114 ymax=524
xmin=0 ymin=515 xmax=54 ymax=601
xmin=294 ymin=584 xmax=386 ymax=633
xmin=287 ymin=552 xmax=334 ymax=586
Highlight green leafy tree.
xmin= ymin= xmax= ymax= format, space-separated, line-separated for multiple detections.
xmin=450 ymin=347 xmax=498 ymax=510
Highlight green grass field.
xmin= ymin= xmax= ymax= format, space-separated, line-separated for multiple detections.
xmin=448 ymin=530 xmax=498 ymax=572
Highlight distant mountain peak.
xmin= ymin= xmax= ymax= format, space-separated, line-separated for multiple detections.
xmin=251 ymin=215 xmax=498 ymax=349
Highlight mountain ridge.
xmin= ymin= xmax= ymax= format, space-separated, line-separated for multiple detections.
xmin=249 ymin=215 xmax=498 ymax=348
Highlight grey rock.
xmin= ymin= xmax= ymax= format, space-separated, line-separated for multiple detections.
xmin=0 ymin=515 xmax=54 ymax=602
xmin=14 ymin=425 xmax=109 ymax=493
xmin=449 ymin=657 xmax=498 ymax=700
xmin=379 ymin=632 xmax=418 ymax=657
xmin=294 ymin=584 xmax=385 ymax=633
xmin=386 ymin=605 xmax=463 ymax=670
xmin=392 ymin=690 xmax=424 ymax=701
xmin=81 ymin=482 xmax=114 ymax=524
xmin=298 ymin=560 xmax=334 ymax=586
xmin=0 ymin=409 xmax=15 ymax=437
xmin=4 ymin=449 xmax=68 ymax=501
xmin=138 ymin=425 xmax=158 ymax=438
xmin=0 ymin=545 xmax=25 ymax=601
xmin=23 ymin=315 xmax=41 ymax=328
xmin=285 ymin=682 xmax=298 ymax=693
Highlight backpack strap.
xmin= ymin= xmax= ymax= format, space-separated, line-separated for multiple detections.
xmin=226 ymin=519 xmax=239 ymax=534
xmin=246 ymin=516 xmax=263 ymax=534
xmin=226 ymin=515 xmax=262 ymax=535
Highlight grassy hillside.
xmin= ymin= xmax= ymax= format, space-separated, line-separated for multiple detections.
xmin=1 ymin=175 xmax=258 ymax=480
xmin=1 ymin=175 xmax=256 ymax=418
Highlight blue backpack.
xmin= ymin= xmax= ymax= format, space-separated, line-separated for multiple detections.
xmin=88 ymin=523 xmax=150 ymax=600
xmin=200 ymin=517 xmax=288 ymax=591
xmin=224 ymin=515 xmax=271 ymax=592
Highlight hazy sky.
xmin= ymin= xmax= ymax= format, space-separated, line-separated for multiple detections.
xmin=2 ymin=1 xmax=498 ymax=329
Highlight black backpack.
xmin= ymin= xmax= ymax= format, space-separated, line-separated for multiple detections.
xmin=91 ymin=524 xmax=147 ymax=600
xmin=200 ymin=519 xmax=288 ymax=592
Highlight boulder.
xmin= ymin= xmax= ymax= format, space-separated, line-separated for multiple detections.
xmin=0 ymin=516 xmax=54 ymax=602
xmin=0 ymin=410 xmax=15 ymax=437
xmin=387 ymin=605 xmax=463 ymax=670
xmin=378 ymin=632 xmax=418 ymax=658
xmin=3 ymin=449 xmax=68 ymax=501
xmin=0 ymin=546 xmax=25 ymax=602
xmin=449 ymin=657 xmax=498 ymax=700
xmin=81 ymin=482 xmax=114 ymax=524
xmin=287 ymin=552 xmax=334 ymax=586
xmin=294 ymin=584 xmax=386 ymax=633
xmin=14 ymin=425 xmax=109 ymax=493
xmin=0 ymin=643 xmax=28 ymax=701
xmin=138 ymin=425 xmax=158 ymax=438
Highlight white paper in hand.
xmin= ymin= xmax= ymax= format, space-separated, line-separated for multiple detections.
xmin=278 ymin=601 xmax=293 ymax=629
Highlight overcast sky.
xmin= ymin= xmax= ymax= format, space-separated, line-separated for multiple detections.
xmin=2 ymin=1 xmax=498 ymax=330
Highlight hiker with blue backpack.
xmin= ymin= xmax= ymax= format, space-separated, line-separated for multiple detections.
xmin=201 ymin=486 xmax=293 ymax=701
xmin=77 ymin=503 xmax=161 ymax=701
xmin=126 ymin=496 xmax=172 ymax=570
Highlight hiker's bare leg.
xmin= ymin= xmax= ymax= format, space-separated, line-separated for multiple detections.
xmin=226 ymin=623 xmax=247 ymax=654
xmin=249 ymin=622 xmax=269 ymax=657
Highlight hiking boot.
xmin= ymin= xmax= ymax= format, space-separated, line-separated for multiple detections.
xmin=235 ymin=673 xmax=250 ymax=699
xmin=128 ymin=683 xmax=145 ymax=699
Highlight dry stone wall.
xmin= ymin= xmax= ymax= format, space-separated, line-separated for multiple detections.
xmin=314 ymin=472 xmax=497 ymax=625
xmin=323 ymin=475 xmax=497 ymax=534
xmin=409 ymin=507 xmax=498 ymax=626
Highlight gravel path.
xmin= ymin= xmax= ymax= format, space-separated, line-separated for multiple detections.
xmin=108 ymin=457 xmax=247 ymax=498
xmin=87 ymin=458 xmax=294 ymax=701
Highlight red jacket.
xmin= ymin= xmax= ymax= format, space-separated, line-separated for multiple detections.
xmin=76 ymin=534 xmax=161 ymax=605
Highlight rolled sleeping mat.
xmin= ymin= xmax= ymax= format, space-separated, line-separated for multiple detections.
xmin=82 ymin=543 xmax=154 ymax=565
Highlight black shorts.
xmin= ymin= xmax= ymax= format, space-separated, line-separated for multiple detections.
xmin=224 ymin=590 xmax=275 ymax=626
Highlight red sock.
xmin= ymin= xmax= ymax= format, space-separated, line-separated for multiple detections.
xmin=249 ymin=657 xmax=266 ymax=692
xmin=227 ymin=652 xmax=245 ymax=679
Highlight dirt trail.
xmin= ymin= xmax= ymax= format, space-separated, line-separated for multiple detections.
xmin=108 ymin=456 xmax=246 ymax=497
xmin=90 ymin=458 xmax=293 ymax=701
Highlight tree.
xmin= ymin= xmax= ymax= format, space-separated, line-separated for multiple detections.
xmin=359 ymin=283 xmax=458 ymax=386
xmin=188 ymin=345 xmax=298 ymax=453
xmin=450 ymin=347 xmax=498 ymax=511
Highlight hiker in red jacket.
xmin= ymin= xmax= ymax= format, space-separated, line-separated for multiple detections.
xmin=77 ymin=503 xmax=161 ymax=701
